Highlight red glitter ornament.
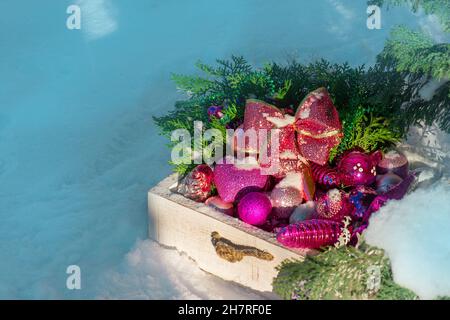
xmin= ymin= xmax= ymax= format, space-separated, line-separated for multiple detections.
xmin=276 ymin=219 xmax=344 ymax=249
xmin=236 ymin=90 xmax=343 ymax=175
xmin=177 ymin=164 xmax=213 ymax=202
xmin=295 ymin=88 xmax=343 ymax=165
xmin=316 ymin=188 xmax=354 ymax=221
xmin=259 ymin=125 xmax=304 ymax=178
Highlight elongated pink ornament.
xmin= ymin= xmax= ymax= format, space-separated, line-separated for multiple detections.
xmin=276 ymin=219 xmax=343 ymax=249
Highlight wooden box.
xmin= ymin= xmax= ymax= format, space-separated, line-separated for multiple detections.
xmin=148 ymin=174 xmax=311 ymax=293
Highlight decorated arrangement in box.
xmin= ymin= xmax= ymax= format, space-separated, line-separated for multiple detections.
xmin=151 ymin=41 xmax=448 ymax=297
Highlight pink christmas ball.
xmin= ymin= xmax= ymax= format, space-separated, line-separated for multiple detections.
xmin=316 ymin=188 xmax=354 ymax=221
xmin=270 ymin=186 xmax=303 ymax=219
xmin=238 ymin=192 xmax=272 ymax=226
xmin=377 ymin=150 xmax=409 ymax=179
xmin=337 ymin=150 xmax=379 ymax=186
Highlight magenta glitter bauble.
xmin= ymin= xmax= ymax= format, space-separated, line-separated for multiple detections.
xmin=213 ymin=158 xmax=268 ymax=203
xmin=377 ymin=150 xmax=409 ymax=179
xmin=276 ymin=219 xmax=343 ymax=249
xmin=337 ymin=150 xmax=379 ymax=186
xmin=316 ymin=189 xmax=353 ymax=221
xmin=375 ymin=173 xmax=403 ymax=194
xmin=238 ymin=192 xmax=272 ymax=226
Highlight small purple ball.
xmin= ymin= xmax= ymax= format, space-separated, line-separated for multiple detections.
xmin=238 ymin=192 xmax=272 ymax=226
xmin=207 ymin=105 xmax=223 ymax=119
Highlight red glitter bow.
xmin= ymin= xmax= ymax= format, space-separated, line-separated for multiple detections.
xmin=240 ymin=87 xmax=342 ymax=167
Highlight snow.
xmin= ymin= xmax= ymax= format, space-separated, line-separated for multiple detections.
xmin=0 ymin=0 xmax=446 ymax=299
xmin=365 ymin=182 xmax=450 ymax=299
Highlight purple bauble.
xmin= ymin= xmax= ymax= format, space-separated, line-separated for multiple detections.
xmin=316 ymin=189 xmax=354 ymax=221
xmin=375 ymin=173 xmax=403 ymax=194
xmin=207 ymin=105 xmax=224 ymax=120
xmin=377 ymin=150 xmax=409 ymax=179
xmin=337 ymin=150 xmax=381 ymax=186
xmin=238 ymin=192 xmax=272 ymax=226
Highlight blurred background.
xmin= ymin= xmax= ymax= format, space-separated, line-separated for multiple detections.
xmin=0 ymin=0 xmax=445 ymax=299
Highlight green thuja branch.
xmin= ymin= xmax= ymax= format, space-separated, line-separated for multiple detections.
xmin=382 ymin=26 xmax=450 ymax=80
xmin=368 ymin=0 xmax=450 ymax=32
xmin=154 ymin=51 xmax=448 ymax=173
xmin=329 ymin=108 xmax=401 ymax=162
xmin=273 ymin=244 xmax=418 ymax=300
xmin=367 ymin=1 xmax=450 ymax=132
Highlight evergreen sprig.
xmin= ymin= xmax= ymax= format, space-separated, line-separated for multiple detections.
xmin=369 ymin=0 xmax=450 ymax=32
xmin=330 ymin=108 xmax=401 ymax=162
xmin=154 ymin=49 xmax=449 ymax=173
xmin=273 ymin=244 xmax=418 ymax=300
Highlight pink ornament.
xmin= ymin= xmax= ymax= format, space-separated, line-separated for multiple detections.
xmin=213 ymin=157 xmax=268 ymax=203
xmin=270 ymin=171 xmax=315 ymax=219
xmin=337 ymin=150 xmax=381 ymax=186
xmin=276 ymin=219 xmax=343 ymax=249
xmin=377 ymin=150 xmax=409 ymax=179
xmin=238 ymin=192 xmax=272 ymax=226
xmin=270 ymin=187 xmax=303 ymax=219
xmin=205 ymin=196 xmax=234 ymax=216
xmin=176 ymin=164 xmax=213 ymax=202
xmin=375 ymin=173 xmax=403 ymax=194
xmin=316 ymin=189 xmax=353 ymax=221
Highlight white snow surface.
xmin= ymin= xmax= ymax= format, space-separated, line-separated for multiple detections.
xmin=365 ymin=182 xmax=450 ymax=299
xmin=0 ymin=0 xmax=447 ymax=299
